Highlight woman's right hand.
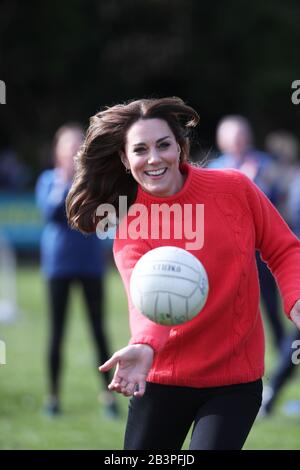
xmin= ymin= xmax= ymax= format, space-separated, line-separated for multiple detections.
xmin=99 ymin=344 xmax=154 ymax=397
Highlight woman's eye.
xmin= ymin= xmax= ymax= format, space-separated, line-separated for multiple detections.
xmin=134 ymin=147 xmax=146 ymax=154
xmin=159 ymin=142 xmax=170 ymax=149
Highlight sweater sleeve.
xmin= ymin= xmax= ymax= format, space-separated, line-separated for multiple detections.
xmin=240 ymin=172 xmax=300 ymax=318
xmin=113 ymin=236 xmax=172 ymax=353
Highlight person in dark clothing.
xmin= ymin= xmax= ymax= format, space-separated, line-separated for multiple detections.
xmin=36 ymin=123 xmax=118 ymax=418
xmin=260 ymin=162 xmax=300 ymax=417
xmin=259 ymin=329 xmax=300 ymax=416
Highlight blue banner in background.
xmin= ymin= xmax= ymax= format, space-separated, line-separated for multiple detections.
xmin=0 ymin=192 xmax=43 ymax=252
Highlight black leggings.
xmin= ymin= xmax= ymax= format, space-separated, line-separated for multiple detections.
xmin=124 ymin=380 xmax=262 ymax=450
xmin=47 ymin=276 xmax=111 ymax=396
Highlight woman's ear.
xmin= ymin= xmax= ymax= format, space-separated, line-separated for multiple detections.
xmin=119 ymin=150 xmax=130 ymax=170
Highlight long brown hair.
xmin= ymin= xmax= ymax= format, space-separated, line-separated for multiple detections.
xmin=66 ymin=97 xmax=199 ymax=233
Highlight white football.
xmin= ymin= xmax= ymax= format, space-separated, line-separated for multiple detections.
xmin=130 ymin=246 xmax=209 ymax=325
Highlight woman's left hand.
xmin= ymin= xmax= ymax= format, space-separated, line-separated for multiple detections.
xmin=290 ymin=300 xmax=300 ymax=330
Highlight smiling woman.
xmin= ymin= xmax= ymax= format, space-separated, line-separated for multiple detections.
xmin=66 ymin=97 xmax=300 ymax=451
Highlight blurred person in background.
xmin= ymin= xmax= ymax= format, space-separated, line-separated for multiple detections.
xmin=0 ymin=148 xmax=31 ymax=190
xmin=288 ymin=159 xmax=300 ymax=239
xmin=265 ymin=130 xmax=300 ymax=224
xmin=0 ymin=234 xmax=18 ymax=323
xmin=260 ymin=135 xmax=300 ymax=417
xmin=208 ymin=116 xmax=285 ymax=352
xmin=35 ymin=123 xmax=118 ymax=418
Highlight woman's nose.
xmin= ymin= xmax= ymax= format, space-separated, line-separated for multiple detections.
xmin=147 ymin=148 xmax=161 ymax=164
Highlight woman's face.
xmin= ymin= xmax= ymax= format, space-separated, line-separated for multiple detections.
xmin=123 ymin=118 xmax=183 ymax=197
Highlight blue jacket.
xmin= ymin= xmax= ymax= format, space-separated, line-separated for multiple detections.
xmin=36 ymin=169 xmax=105 ymax=278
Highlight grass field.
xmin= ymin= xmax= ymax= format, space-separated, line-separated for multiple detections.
xmin=0 ymin=264 xmax=300 ymax=450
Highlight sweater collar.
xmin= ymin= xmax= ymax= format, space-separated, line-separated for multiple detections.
xmin=136 ymin=162 xmax=198 ymax=204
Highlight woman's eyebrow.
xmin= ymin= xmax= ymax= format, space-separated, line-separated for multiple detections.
xmin=133 ymin=135 xmax=170 ymax=147
xmin=157 ymin=135 xmax=170 ymax=143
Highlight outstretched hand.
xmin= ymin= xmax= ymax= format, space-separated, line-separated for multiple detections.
xmin=290 ymin=300 xmax=300 ymax=330
xmin=99 ymin=344 xmax=154 ymax=397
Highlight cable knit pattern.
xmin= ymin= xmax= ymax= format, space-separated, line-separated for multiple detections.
xmin=213 ymin=193 xmax=252 ymax=358
xmin=113 ymin=163 xmax=300 ymax=388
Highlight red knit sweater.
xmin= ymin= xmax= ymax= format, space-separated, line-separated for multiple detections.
xmin=113 ymin=163 xmax=300 ymax=388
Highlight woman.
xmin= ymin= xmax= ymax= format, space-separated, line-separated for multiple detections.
xmin=66 ymin=98 xmax=300 ymax=449
xmin=36 ymin=123 xmax=118 ymax=418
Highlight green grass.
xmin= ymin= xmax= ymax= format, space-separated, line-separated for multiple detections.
xmin=0 ymin=264 xmax=300 ymax=449
xmin=0 ymin=265 xmax=129 ymax=450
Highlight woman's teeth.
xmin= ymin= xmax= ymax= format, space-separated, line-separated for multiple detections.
xmin=145 ymin=168 xmax=167 ymax=176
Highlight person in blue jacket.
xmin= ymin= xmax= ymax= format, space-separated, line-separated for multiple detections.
xmin=36 ymin=123 xmax=118 ymax=417
xmin=260 ymin=164 xmax=300 ymax=416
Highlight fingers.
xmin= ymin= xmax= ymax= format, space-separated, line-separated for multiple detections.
xmin=111 ymin=378 xmax=127 ymax=395
xmin=108 ymin=381 xmax=122 ymax=393
xmin=122 ymin=382 xmax=136 ymax=397
xmin=112 ymin=379 xmax=133 ymax=397
xmin=116 ymin=381 xmax=146 ymax=397
xmin=98 ymin=353 xmax=119 ymax=372
xmin=109 ymin=380 xmax=145 ymax=398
